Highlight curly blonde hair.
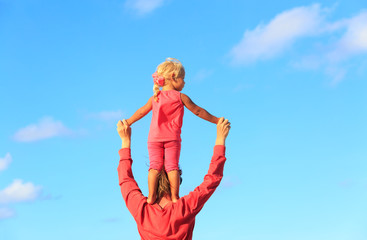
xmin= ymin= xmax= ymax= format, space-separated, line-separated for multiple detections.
xmin=153 ymin=58 xmax=185 ymax=101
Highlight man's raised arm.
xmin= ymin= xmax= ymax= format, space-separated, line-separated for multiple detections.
xmin=116 ymin=120 xmax=145 ymax=218
xmin=183 ymin=117 xmax=231 ymax=215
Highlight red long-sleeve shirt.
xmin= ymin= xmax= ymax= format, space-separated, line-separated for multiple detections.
xmin=117 ymin=145 xmax=226 ymax=240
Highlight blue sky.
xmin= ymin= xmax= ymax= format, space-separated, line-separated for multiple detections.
xmin=1 ymin=0 xmax=366 ymax=239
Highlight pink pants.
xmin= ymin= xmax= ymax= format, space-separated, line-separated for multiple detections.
xmin=148 ymin=141 xmax=181 ymax=172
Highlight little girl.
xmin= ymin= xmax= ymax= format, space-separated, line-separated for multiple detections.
xmin=125 ymin=58 xmax=218 ymax=204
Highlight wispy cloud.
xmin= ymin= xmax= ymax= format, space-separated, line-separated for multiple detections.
xmin=325 ymin=66 xmax=348 ymax=86
xmin=13 ymin=117 xmax=72 ymax=142
xmin=229 ymin=4 xmax=367 ymax=84
xmin=230 ymin=4 xmax=325 ymax=64
xmin=327 ymin=11 xmax=367 ymax=62
xmin=125 ymin=0 xmax=166 ymax=16
xmin=0 ymin=153 xmax=12 ymax=171
xmin=0 ymin=154 xmax=43 ymax=220
xmin=0 ymin=179 xmax=42 ymax=204
xmin=87 ymin=110 xmax=124 ymax=122
xmin=294 ymin=11 xmax=367 ymax=85
xmin=0 ymin=207 xmax=15 ymax=220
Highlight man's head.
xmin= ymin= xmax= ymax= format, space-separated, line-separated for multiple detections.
xmin=156 ymin=169 xmax=182 ymax=201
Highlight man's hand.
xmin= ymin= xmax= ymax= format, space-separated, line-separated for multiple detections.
xmin=117 ymin=119 xmax=131 ymax=149
xmin=215 ymin=117 xmax=231 ymax=146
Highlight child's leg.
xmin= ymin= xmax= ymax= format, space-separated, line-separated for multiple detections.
xmin=167 ymin=170 xmax=180 ymax=203
xmin=164 ymin=141 xmax=181 ymax=203
xmin=147 ymin=169 xmax=159 ymax=204
xmin=147 ymin=142 xmax=164 ymax=204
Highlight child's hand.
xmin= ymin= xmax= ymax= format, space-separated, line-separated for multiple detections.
xmin=117 ymin=119 xmax=131 ymax=148
xmin=215 ymin=117 xmax=231 ymax=146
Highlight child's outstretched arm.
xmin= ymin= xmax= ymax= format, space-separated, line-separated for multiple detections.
xmin=181 ymin=93 xmax=219 ymax=124
xmin=126 ymin=97 xmax=153 ymax=126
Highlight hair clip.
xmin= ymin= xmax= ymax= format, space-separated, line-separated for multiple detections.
xmin=152 ymin=72 xmax=165 ymax=86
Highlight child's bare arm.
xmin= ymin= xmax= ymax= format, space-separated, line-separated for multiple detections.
xmin=126 ymin=97 xmax=153 ymax=126
xmin=181 ymin=93 xmax=219 ymax=124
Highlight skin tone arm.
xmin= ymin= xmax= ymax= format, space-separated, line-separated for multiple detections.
xmin=117 ymin=119 xmax=131 ymax=149
xmin=180 ymin=93 xmax=219 ymax=124
xmin=125 ymin=97 xmax=153 ymax=126
xmin=215 ymin=117 xmax=230 ymax=146
xmin=182 ymin=117 xmax=230 ymax=214
xmin=116 ymin=120 xmax=148 ymax=215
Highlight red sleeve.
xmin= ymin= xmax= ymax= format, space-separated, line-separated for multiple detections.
xmin=117 ymin=148 xmax=146 ymax=218
xmin=182 ymin=145 xmax=226 ymax=215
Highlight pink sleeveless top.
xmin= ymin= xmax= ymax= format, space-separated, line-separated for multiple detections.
xmin=148 ymin=90 xmax=184 ymax=142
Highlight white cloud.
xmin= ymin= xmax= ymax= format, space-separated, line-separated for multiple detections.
xmin=0 ymin=153 xmax=12 ymax=171
xmin=325 ymin=66 xmax=348 ymax=86
xmin=88 ymin=110 xmax=124 ymax=122
xmin=291 ymin=54 xmax=324 ymax=70
xmin=125 ymin=0 xmax=166 ymax=16
xmin=292 ymin=10 xmax=367 ymax=84
xmin=13 ymin=117 xmax=72 ymax=142
xmin=0 ymin=207 xmax=15 ymax=220
xmin=0 ymin=179 xmax=42 ymax=204
xmin=0 ymin=156 xmax=43 ymax=220
xmin=328 ymin=11 xmax=367 ymax=62
xmin=230 ymin=4 xmax=325 ymax=64
xmin=230 ymin=4 xmax=367 ymax=84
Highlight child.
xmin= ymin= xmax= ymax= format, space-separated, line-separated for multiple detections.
xmin=124 ymin=58 xmax=218 ymax=204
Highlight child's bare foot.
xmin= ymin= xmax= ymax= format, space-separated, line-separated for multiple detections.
xmin=171 ymin=192 xmax=179 ymax=203
xmin=147 ymin=194 xmax=156 ymax=205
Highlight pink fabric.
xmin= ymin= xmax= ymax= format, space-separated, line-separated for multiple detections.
xmin=148 ymin=90 xmax=184 ymax=142
xmin=148 ymin=141 xmax=181 ymax=172
xmin=117 ymin=145 xmax=226 ymax=240
xmin=152 ymin=72 xmax=165 ymax=86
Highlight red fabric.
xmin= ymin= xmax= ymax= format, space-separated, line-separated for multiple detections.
xmin=117 ymin=145 xmax=226 ymax=240
xmin=148 ymin=90 xmax=184 ymax=142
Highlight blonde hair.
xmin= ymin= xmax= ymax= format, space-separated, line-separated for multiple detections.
xmin=153 ymin=58 xmax=185 ymax=101
xmin=155 ymin=169 xmax=182 ymax=203
xmin=156 ymin=170 xmax=171 ymax=201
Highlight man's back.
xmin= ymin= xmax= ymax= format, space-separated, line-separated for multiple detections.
xmin=117 ymin=146 xmax=226 ymax=240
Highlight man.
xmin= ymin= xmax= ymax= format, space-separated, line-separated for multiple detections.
xmin=117 ymin=117 xmax=230 ymax=239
